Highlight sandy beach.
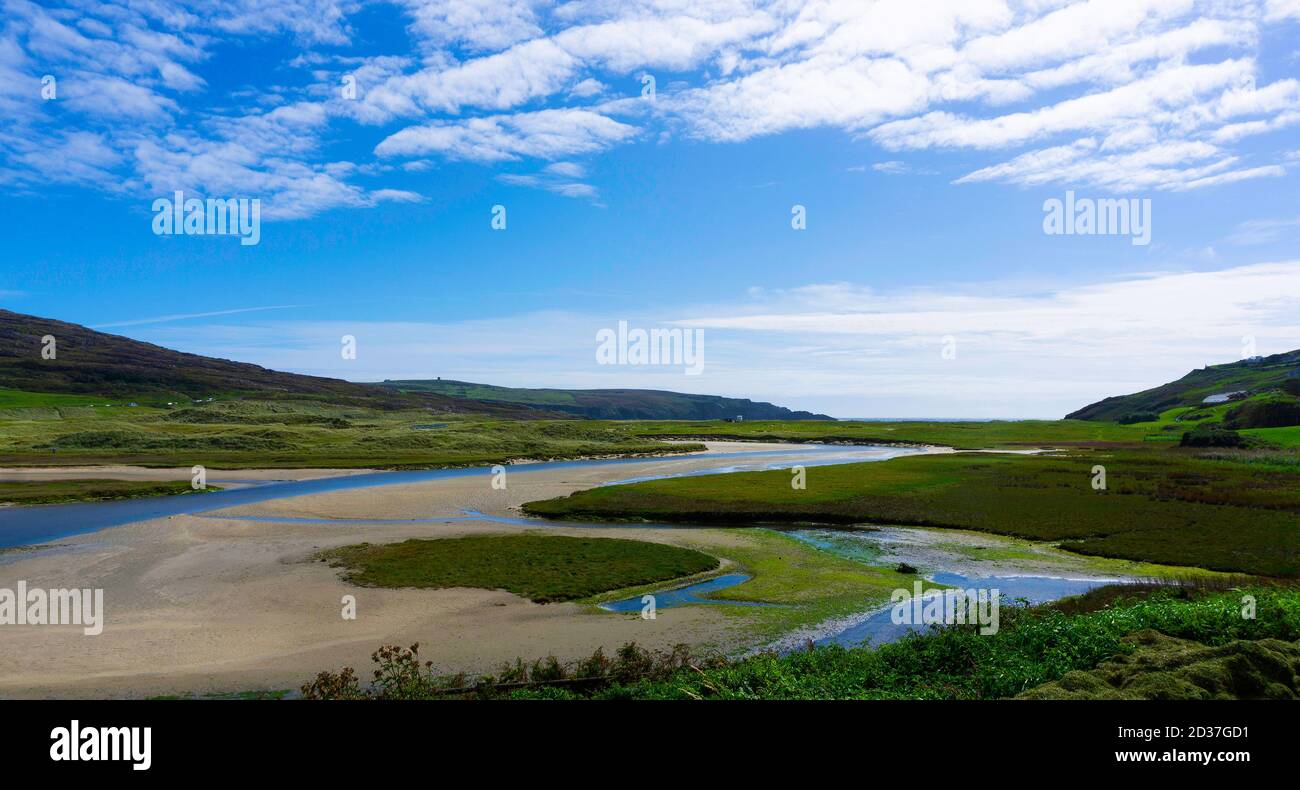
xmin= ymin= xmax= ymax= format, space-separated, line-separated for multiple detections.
xmin=0 ymin=442 xmax=850 ymax=698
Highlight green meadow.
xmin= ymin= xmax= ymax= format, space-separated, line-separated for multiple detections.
xmin=0 ymin=396 xmax=701 ymax=468
xmin=0 ymin=389 xmax=108 ymax=408
xmin=1 ymin=386 xmax=1297 ymax=473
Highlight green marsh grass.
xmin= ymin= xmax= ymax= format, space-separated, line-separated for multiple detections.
xmin=524 ymin=450 xmax=1300 ymax=576
xmin=316 ymin=534 xmax=720 ymax=603
xmin=0 ymin=479 xmax=216 ymax=505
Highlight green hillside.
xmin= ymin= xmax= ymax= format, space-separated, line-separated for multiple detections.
xmin=1068 ymin=350 xmax=1300 ymax=422
xmin=0 ymin=310 xmax=539 ymax=416
xmin=378 ymin=379 xmax=833 ymax=421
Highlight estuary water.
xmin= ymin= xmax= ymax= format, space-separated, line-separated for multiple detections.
xmin=0 ymin=443 xmax=919 ymax=548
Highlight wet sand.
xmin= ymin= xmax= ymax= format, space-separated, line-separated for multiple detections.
xmin=0 ymin=442 xmax=849 ymax=699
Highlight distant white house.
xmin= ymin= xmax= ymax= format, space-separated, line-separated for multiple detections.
xmin=1202 ymin=391 xmax=1247 ymax=404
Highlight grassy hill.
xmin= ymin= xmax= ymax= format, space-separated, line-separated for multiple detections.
xmin=378 ymin=379 xmax=833 ymax=421
xmin=0 ymin=310 xmax=539 ymax=416
xmin=1068 ymin=350 xmax=1300 ymax=421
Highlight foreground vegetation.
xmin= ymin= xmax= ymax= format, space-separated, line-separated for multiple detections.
xmin=316 ymin=534 xmax=720 ymax=603
xmin=0 ymin=479 xmax=215 ymax=506
xmin=302 ymin=586 xmax=1300 ymax=700
xmin=524 ymin=450 xmax=1300 ymax=577
xmin=1020 ymin=628 xmax=1299 ymax=699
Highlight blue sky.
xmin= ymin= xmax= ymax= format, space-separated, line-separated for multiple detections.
xmin=3 ymin=0 xmax=1300 ymax=418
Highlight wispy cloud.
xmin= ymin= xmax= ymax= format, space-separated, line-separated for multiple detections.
xmin=93 ymin=305 xmax=305 ymax=329
xmin=1226 ymin=216 xmax=1300 ymax=244
xmin=374 ymin=109 xmax=636 ymax=162
xmin=498 ymin=160 xmax=601 ymax=200
xmin=872 ymin=161 xmax=910 ymax=175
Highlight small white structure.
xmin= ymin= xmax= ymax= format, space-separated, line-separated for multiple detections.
xmin=1202 ymin=391 xmax=1247 ymax=404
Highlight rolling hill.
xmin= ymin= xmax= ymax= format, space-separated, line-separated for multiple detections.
xmin=0 ymin=310 xmax=829 ymax=422
xmin=0 ymin=310 xmax=537 ymax=415
xmin=378 ymin=379 xmax=834 ymax=421
xmin=1067 ymin=350 xmax=1300 ymax=422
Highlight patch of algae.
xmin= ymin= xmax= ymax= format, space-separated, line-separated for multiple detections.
xmin=1018 ymin=630 xmax=1300 ymax=700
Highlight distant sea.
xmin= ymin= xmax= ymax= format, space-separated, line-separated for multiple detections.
xmin=836 ymin=417 xmax=1017 ymax=422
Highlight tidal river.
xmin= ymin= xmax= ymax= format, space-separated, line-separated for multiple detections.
xmin=0 ymin=443 xmax=920 ymax=548
xmin=0 ymin=442 xmax=1126 ymax=648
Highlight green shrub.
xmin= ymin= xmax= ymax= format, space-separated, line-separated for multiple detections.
xmin=1117 ymin=411 xmax=1160 ymax=424
xmin=1224 ymin=398 xmax=1300 ymax=429
xmin=1179 ymin=425 xmax=1247 ymax=447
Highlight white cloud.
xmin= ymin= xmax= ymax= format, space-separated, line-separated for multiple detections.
xmin=3 ymin=0 xmax=1298 ymax=218
xmin=1174 ymin=164 xmax=1285 ymax=190
xmin=677 ymin=263 xmax=1300 ymax=345
xmin=495 ymin=160 xmax=599 ymax=199
xmin=553 ymin=12 xmax=777 ymax=72
xmin=568 ymin=77 xmax=606 ymax=98
xmin=375 ymin=108 xmax=636 ymax=162
xmin=401 ymin=0 xmax=543 ymax=52
xmin=362 ymin=38 xmax=579 ymax=117
xmin=371 ymin=188 xmax=425 ymax=203
xmin=873 ymin=160 xmax=909 ymax=174
xmin=872 ymin=60 xmax=1253 ymax=151
xmin=59 ymin=74 xmax=177 ymax=120
xmin=545 ymin=161 xmax=586 ymax=178
xmin=499 ymin=172 xmax=599 ymax=199
xmin=953 ymin=137 xmax=1274 ymax=191
xmin=3 ymin=130 xmax=124 ymax=190
xmin=204 ymin=0 xmax=356 ymax=46
xmin=1266 ymin=0 xmax=1300 ymax=22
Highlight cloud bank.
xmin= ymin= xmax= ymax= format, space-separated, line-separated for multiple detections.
xmin=3 ymin=0 xmax=1298 ymax=215
xmin=130 ymin=260 xmax=1300 ymax=418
